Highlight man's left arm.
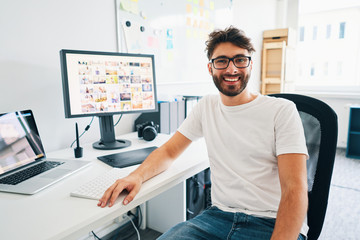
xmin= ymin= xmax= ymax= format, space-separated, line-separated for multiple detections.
xmin=271 ymin=153 xmax=308 ymax=240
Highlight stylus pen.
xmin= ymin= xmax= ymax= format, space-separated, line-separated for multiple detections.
xmin=76 ymin=123 xmax=80 ymax=148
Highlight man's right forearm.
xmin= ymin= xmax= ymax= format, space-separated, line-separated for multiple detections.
xmin=129 ymin=146 xmax=176 ymax=183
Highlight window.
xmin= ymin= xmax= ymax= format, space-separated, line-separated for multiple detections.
xmin=310 ymin=64 xmax=315 ymax=76
xmin=339 ymin=22 xmax=346 ymax=39
xmin=326 ymin=24 xmax=331 ymax=39
xmin=299 ymin=26 xmax=305 ymax=41
xmin=313 ymin=26 xmax=318 ymax=40
xmin=296 ymin=1 xmax=360 ymax=93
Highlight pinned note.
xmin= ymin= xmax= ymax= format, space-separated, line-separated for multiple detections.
xmin=210 ymin=1 xmax=215 ymax=10
xmin=186 ymin=17 xmax=192 ymax=26
xmin=167 ymin=40 xmax=174 ymax=49
xmin=119 ymin=0 xmax=139 ymax=14
xmin=186 ymin=29 xmax=192 ymax=39
xmin=186 ymin=3 xmax=192 ymax=13
xmin=167 ymin=29 xmax=173 ymax=38
xmin=167 ymin=51 xmax=174 ymax=62
xmin=205 ymin=10 xmax=210 ymax=19
xmin=193 ymin=6 xmax=198 ymax=15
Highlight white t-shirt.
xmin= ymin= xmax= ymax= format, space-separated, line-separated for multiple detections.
xmin=178 ymin=94 xmax=309 ymax=235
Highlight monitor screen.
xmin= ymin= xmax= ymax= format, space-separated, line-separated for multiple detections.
xmin=60 ymin=49 xmax=158 ymax=150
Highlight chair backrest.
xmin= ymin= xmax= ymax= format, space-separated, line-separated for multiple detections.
xmin=269 ymin=93 xmax=338 ymax=240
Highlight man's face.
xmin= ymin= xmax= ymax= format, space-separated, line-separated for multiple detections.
xmin=207 ymin=42 xmax=252 ymax=97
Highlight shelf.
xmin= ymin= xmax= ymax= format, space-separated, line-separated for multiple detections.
xmin=346 ymin=154 xmax=360 ymax=159
xmin=349 ymin=109 xmax=360 ymax=132
xmin=263 ymin=78 xmax=281 ymax=84
xmin=261 ymin=28 xmax=289 ymax=95
xmin=346 ymin=134 xmax=360 ymax=158
xmin=263 ymin=83 xmax=281 ymax=94
xmin=346 ymin=107 xmax=360 ymax=159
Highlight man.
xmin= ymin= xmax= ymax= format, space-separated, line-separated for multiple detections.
xmin=98 ymin=26 xmax=308 ymax=240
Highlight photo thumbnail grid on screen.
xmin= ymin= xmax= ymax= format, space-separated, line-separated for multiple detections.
xmin=68 ymin=54 xmax=156 ymax=115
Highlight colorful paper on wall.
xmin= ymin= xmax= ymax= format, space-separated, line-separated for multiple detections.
xmin=119 ymin=0 xmax=139 ymax=15
xmin=210 ymin=1 xmax=215 ymax=10
xmin=186 ymin=4 xmax=192 ymax=13
xmin=167 ymin=51 xmax=174 ymax=62
xmin=166 ymin=40 xmax=174 ymax=49
xmin=185 ymin=0 xmax=217 ymax=39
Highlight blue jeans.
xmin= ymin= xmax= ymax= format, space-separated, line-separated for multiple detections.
xmin=158 ymin=206 xmax=305 ymax=240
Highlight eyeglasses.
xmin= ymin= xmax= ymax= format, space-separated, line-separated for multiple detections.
xmin=210 ymin=56 xmax=251 ymax=69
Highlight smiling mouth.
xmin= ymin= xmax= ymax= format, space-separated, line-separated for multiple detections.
xmin=223 ymin=76 xmax=240 ymax=82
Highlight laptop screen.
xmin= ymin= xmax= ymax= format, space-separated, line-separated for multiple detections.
xmin=0 ymin=110 xmax=45 ymax=175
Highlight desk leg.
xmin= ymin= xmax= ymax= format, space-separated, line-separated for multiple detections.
xmin=139 ymin=203 xmax=147 ymax=230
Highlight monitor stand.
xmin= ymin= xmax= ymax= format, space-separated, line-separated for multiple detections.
xmin=92 ymin=116 xmax=131 ymax=150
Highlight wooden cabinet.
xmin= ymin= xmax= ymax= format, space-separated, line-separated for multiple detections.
xmin=346 ymin=106 xmax=360 ymax=159
xmin=261 ymin=28 xmax=296 ymax=95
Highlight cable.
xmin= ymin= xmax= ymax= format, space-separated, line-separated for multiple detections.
xmin=128 ymin=206 xmax=142 ymax=228
xmin=125 ymin=215 xmax=141 ymax=240
xmin=91 ymin=207 xmax=142 ymax=240
xmin=91 ymin=230 xmax=101 ymax=240
xmin=114 ymin=114 xmax=123 ymax=127
xmin=70 ymin=117 xmax=94 ymax=148
xmin=112 ymin=208 xmax=141 ymax=240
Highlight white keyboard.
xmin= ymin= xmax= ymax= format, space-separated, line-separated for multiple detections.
xmin=70 ymin=168 xmax=128 ymax=200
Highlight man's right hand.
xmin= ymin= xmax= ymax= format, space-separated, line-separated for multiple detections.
xmin=97 ymin=173 xmax=143 ymax=208
xmin=97 ymin=132 xmax=192 ymax=208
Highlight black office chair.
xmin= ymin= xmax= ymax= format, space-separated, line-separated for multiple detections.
xmin=269 ymin=93 xmax=338 ymax=240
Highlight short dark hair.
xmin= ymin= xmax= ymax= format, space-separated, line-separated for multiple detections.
xmin=205 ymin=26 xmax=256 ymax=60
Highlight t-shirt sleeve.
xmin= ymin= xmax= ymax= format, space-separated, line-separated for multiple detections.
xmin=177 ymin=98 xmax=204 ymax=141
xmin=274 ymin=100 xmax=309 ymax=159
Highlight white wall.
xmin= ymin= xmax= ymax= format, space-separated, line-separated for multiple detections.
xmin=0 ymin=0 xmax=136 ymax=152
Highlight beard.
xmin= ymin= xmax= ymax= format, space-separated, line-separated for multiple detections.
xmin=212 ymin=71 xmax=251 ymax=97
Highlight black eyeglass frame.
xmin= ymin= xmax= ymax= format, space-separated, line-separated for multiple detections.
xmin=210 ymin=56 xmax=252 ymax=69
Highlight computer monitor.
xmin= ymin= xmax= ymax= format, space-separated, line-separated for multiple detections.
xmin=59 ymin=49 xmax=158 ymax=150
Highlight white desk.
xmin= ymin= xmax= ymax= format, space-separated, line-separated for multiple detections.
xmin=0 ymin=133 xmax=209 ymax=240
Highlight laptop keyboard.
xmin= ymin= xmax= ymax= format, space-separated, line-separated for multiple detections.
xmin=0 ymin=161 xmax=64 ymax=185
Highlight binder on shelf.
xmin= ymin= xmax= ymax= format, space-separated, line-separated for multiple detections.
xmin=177 ymin=100 xmax=185 ymax=127
xmin=169 ymin=101 xmax=178 ymax=133
xmin=159 ymin=102 xmax=170 ymax=134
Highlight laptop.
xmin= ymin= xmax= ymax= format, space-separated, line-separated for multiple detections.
xmin=0 ymin=110 xmax=91 ymax=195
